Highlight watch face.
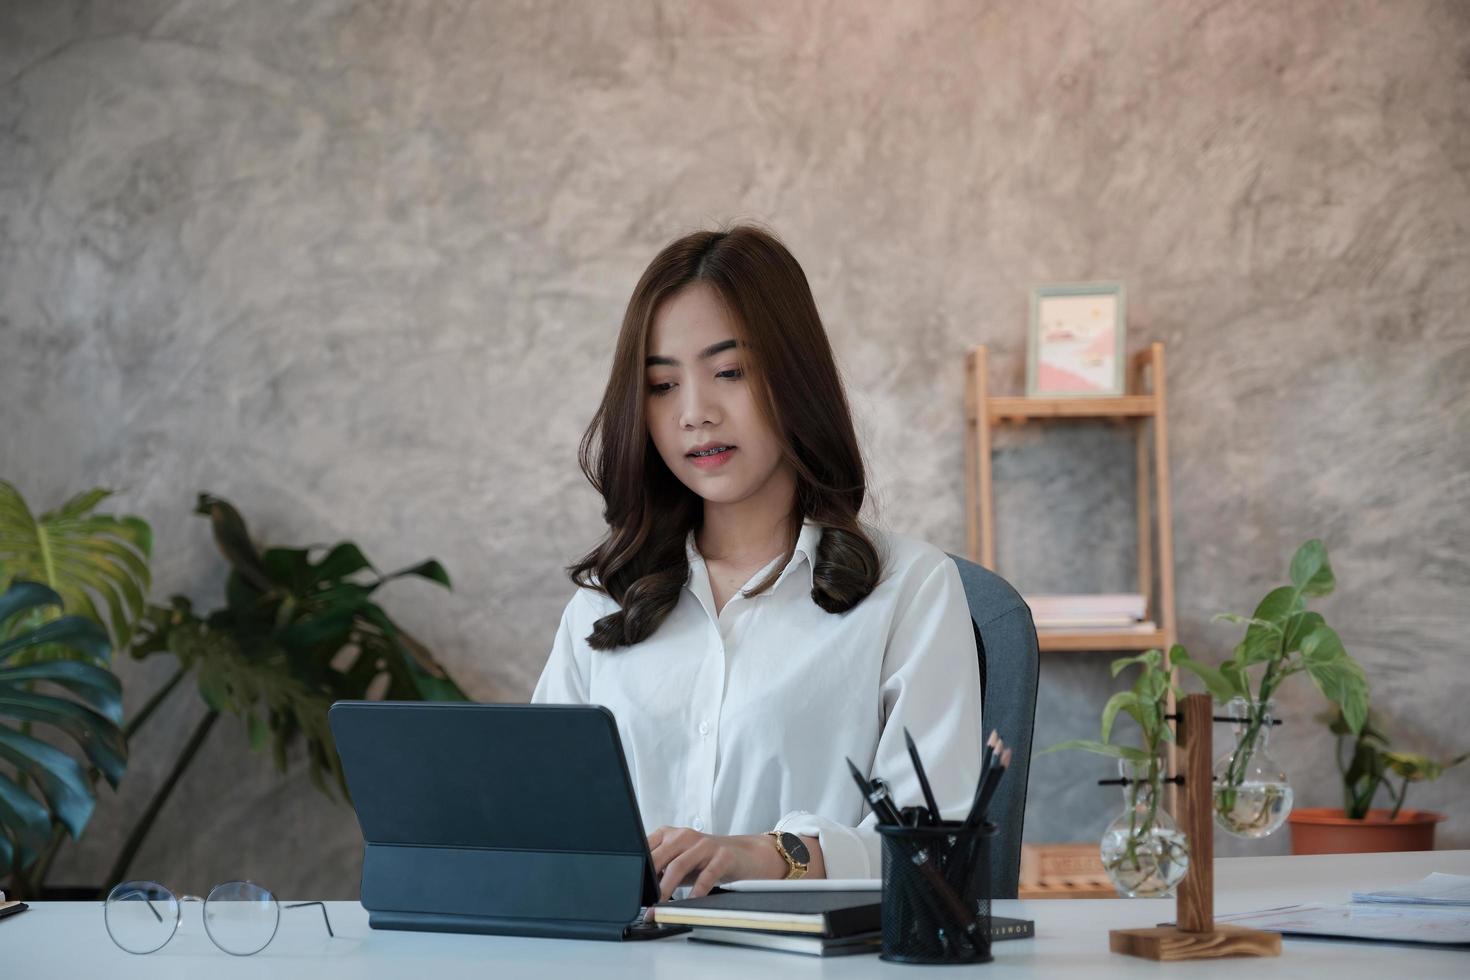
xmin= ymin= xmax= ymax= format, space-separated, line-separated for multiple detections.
xmin=779 ymin=832 xmax=810 ymax=865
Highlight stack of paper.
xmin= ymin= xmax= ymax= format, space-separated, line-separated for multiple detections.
xmin=1216 ymin=873 xmax=1470 ymax=947
xmin=1025 ymin=594 xmax=1150 ymax=631
xmin=1351 ymin=873 xmax=1470 ymax=906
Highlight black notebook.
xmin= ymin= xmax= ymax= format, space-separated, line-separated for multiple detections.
xmin=650 ymin=889 xmax=879 ymax=937
xmin=689 ymin=927 xmax=883 ymax=957
xmin=652 ymin=890 xmax=1036 ymax=944
xmin=687 ymin=916 xmax=1035 ymax=958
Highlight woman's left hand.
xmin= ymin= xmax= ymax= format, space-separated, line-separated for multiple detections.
xmin=647 ymin=826 xmax=798 ymax=901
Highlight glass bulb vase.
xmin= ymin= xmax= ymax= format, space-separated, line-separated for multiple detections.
xmin=1212 ymin=697 xmax=1293 ymax=838
xmin=1099 ymin=757 xmax=1189 ymax=898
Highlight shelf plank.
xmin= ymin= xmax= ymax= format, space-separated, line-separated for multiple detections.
xmin=1037 ymin=628 xmax=1168 ymax=652
xmin=988 ymin=395 xmax=1156 ymax=420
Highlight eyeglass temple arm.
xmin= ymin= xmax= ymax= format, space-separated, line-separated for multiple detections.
xmin=284 ymin=900 xmax=335 ymax=937
xmin=110 ymin=888 xmax=166 ymax=923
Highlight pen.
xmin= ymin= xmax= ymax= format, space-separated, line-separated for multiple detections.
xmin=904 ymin=727 xmax=942 ymax=826
xmin=845 ymin=756 xmax=904 ymax=826
xmin=909 ymin=841 xmax=982 ymax=942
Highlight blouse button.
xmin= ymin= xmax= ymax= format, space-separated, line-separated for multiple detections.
xmin=698 ymin=720 xmax=710 ymax=736
xmin=692 ymin=817 xmax=704 ymax=831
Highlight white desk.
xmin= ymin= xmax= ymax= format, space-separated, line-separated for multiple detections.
xmin=7 ymin=851 xmax=1468 ymax=978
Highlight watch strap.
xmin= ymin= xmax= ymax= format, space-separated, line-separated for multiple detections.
xmin=764 ymin=830 xmax=809 ymax=880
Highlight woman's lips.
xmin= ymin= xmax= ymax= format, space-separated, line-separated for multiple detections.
xmin=688 ymin=447 xmax=737 ymax=470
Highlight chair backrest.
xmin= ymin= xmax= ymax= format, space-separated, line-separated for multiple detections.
xmin=946 ymin=554 xmax=1039 ymax=899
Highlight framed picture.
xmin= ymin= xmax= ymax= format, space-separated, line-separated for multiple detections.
xmin=1026 ymin=281 xmax=1127 ymax=397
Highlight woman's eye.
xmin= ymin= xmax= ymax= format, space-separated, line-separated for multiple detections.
xmin=716 ymin=368 xmax=744 ymax=380
xmin=648 ymin=381 xmax=675 ymax=396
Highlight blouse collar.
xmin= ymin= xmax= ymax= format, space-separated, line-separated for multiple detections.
xmin=685 ymin=519 xmax=823 ymax=592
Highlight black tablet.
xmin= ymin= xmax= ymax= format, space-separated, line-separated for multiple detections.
xmin=329 ymin=701 xmax=686 ymax=941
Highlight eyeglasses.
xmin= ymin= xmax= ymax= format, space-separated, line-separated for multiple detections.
xmin=104 ymin=880 xmax=335 ymax=956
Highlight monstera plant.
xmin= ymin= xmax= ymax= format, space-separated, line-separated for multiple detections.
xmin=0 ymin=482 xmax=153 ymax=656
xmin=0 ymin=482 xmax=150 ymax=898
xmin=107 ymin=493 xmax=468 ymax=887
xmin=0 ymin=581 xmax=127 ymax=897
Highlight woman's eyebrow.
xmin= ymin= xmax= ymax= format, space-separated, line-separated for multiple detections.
xmin=645 ymin=339 xmax=739 ymax=367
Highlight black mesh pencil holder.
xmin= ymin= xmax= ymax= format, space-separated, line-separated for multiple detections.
xmin=877 ymin=821 xmax=994 ymax=965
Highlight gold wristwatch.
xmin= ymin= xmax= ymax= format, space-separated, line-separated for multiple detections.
xmin=765 ymin=830 xmax=810 ymax=880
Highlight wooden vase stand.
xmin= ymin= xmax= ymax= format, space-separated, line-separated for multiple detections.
xmin=1108 ymin=694 xmax=1282 ymax=961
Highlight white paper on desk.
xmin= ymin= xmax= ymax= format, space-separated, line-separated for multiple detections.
xmin=1352 ymin=872 xmax=1470 ymax=906
xmin=718 ymin=879 xmax=881 ymax=892
xmin=1216 ymin=903 xmax=1470 ymax=946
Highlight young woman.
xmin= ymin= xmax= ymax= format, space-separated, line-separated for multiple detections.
xmin=533 ymin=224 xmax=982 ymax=901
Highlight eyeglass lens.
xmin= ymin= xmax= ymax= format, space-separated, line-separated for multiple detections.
xmin=203 ymin=880 xmax=281 ymax=955
xmin=104 ymin=881 xmax=180 ymax=954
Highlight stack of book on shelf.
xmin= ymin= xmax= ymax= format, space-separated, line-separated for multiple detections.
xmin=1025 ymin=593 xmax=1154 ymax=634
xmin=648 ymin=884 xmax=1035 ymax=958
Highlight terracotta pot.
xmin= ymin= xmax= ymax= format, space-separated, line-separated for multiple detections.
xmin=1288 ymin=807 xmax=1445 ymax=854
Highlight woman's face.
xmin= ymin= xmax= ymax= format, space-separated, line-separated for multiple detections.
xmin=644 ymin=282 xmax=791 ymax=509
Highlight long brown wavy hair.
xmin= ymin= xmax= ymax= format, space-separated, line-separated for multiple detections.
xmin=569 ymin=223 xmax=880 ymax=650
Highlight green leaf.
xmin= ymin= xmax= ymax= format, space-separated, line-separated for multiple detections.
xmin=196 ymin=494 xmax=273 ymax=593
xmin=1254 ymin=585 xmax=1303 ymax=625
xmin=0 ymin=659 xmax=124 ymax=724
xmin=1110 ymin=649 xmax=1160 ymax=679
xmin=0 ymin=580 xmax=63 ymax=625
xmin=1380 ymin=751 xmax=1435 ymax=782
xmin=1289 ymin=539 xmax=1335 ymax=597
xmin=0 ymin=481 xmax=152 ymax=652
xmin=1040 ymin=739 xmax=1151 ymax=762
xmin=247 ymin=712 xmax=268 ymax=751
xmin=1212 ymin=613 xmax=1283 ymax=630
xmin=263 ymin=547 xmax=313 ymax=594
xmin=1102 ymin=691 xmax=1141 ymax=744
xmin=380 ymin=559 xmax=452 ymax=590
xmin=0 ymin=689 xmax=128 ymax=788
xmin=195 ymin=661 xmax=231 ymax=714
xmin=1382 ymin=751 xmax=1467 ymax=783
xmin=1133 ymin=669 xmax=1167 ymax=712
xmin=1236 ymin=586 xmax=1301 ymax=665
xmin=0 ymin=772 xmax=52 ymax=852
xmin=309 ymin=543 xmax=373 ymax=585
xmin=276 ymin=607 xmax=357 ymax=654
xmin=0 ymin=727 xmax=94 ymax=838
xmin=1172 ymin=654 xmax=1239 ymax=704
xmin=1300 ymin=623 xmax=1346 ymax=663
xmin=1300 ymin=626 xmax=1368 ymax=734
xmin=1283 ymin=611 xmax=1325 ymax=654
xmin=1218 ymin=658 xmax=1251 ymax=698
xmin=0 ymin=614 xmax=111 ymax=666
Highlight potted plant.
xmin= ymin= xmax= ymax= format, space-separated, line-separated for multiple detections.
xmin=1042 ymin=648 xmax=1189 ymax=898
xmin=1287 ymin=706 xmax=1467 ymax=854
xmin=1170 ymin=539 xmax=1370 ymax=839
xmin=0 ymin=482 xmax=151 ymax=899
xmin=0 ymin=581 xmax=127 ymax=899
xmin=105 ymin=493 xmax=470 ymax=890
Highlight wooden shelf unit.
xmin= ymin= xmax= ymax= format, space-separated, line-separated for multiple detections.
xmin=1037 ymin=629 xmax=1169 ymax=653
xmin=964 ymin=342 xmax=1178 ymax=658
xmin=987 ymin=395 xmax=1157 ymax=421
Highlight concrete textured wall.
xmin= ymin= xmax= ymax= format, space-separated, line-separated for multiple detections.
xmin=2 ymin=0 xmax=1467 ymax=898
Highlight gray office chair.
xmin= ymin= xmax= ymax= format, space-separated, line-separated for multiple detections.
xmin=947 ymin=554 xmax=1039 ymax=900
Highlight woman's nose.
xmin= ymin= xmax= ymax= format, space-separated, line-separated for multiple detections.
xmin=678 ymin=380 xmax=720 ymax=429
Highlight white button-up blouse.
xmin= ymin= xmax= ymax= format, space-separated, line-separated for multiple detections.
xmin=531 ymin=520 xmax=983 ymax=880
